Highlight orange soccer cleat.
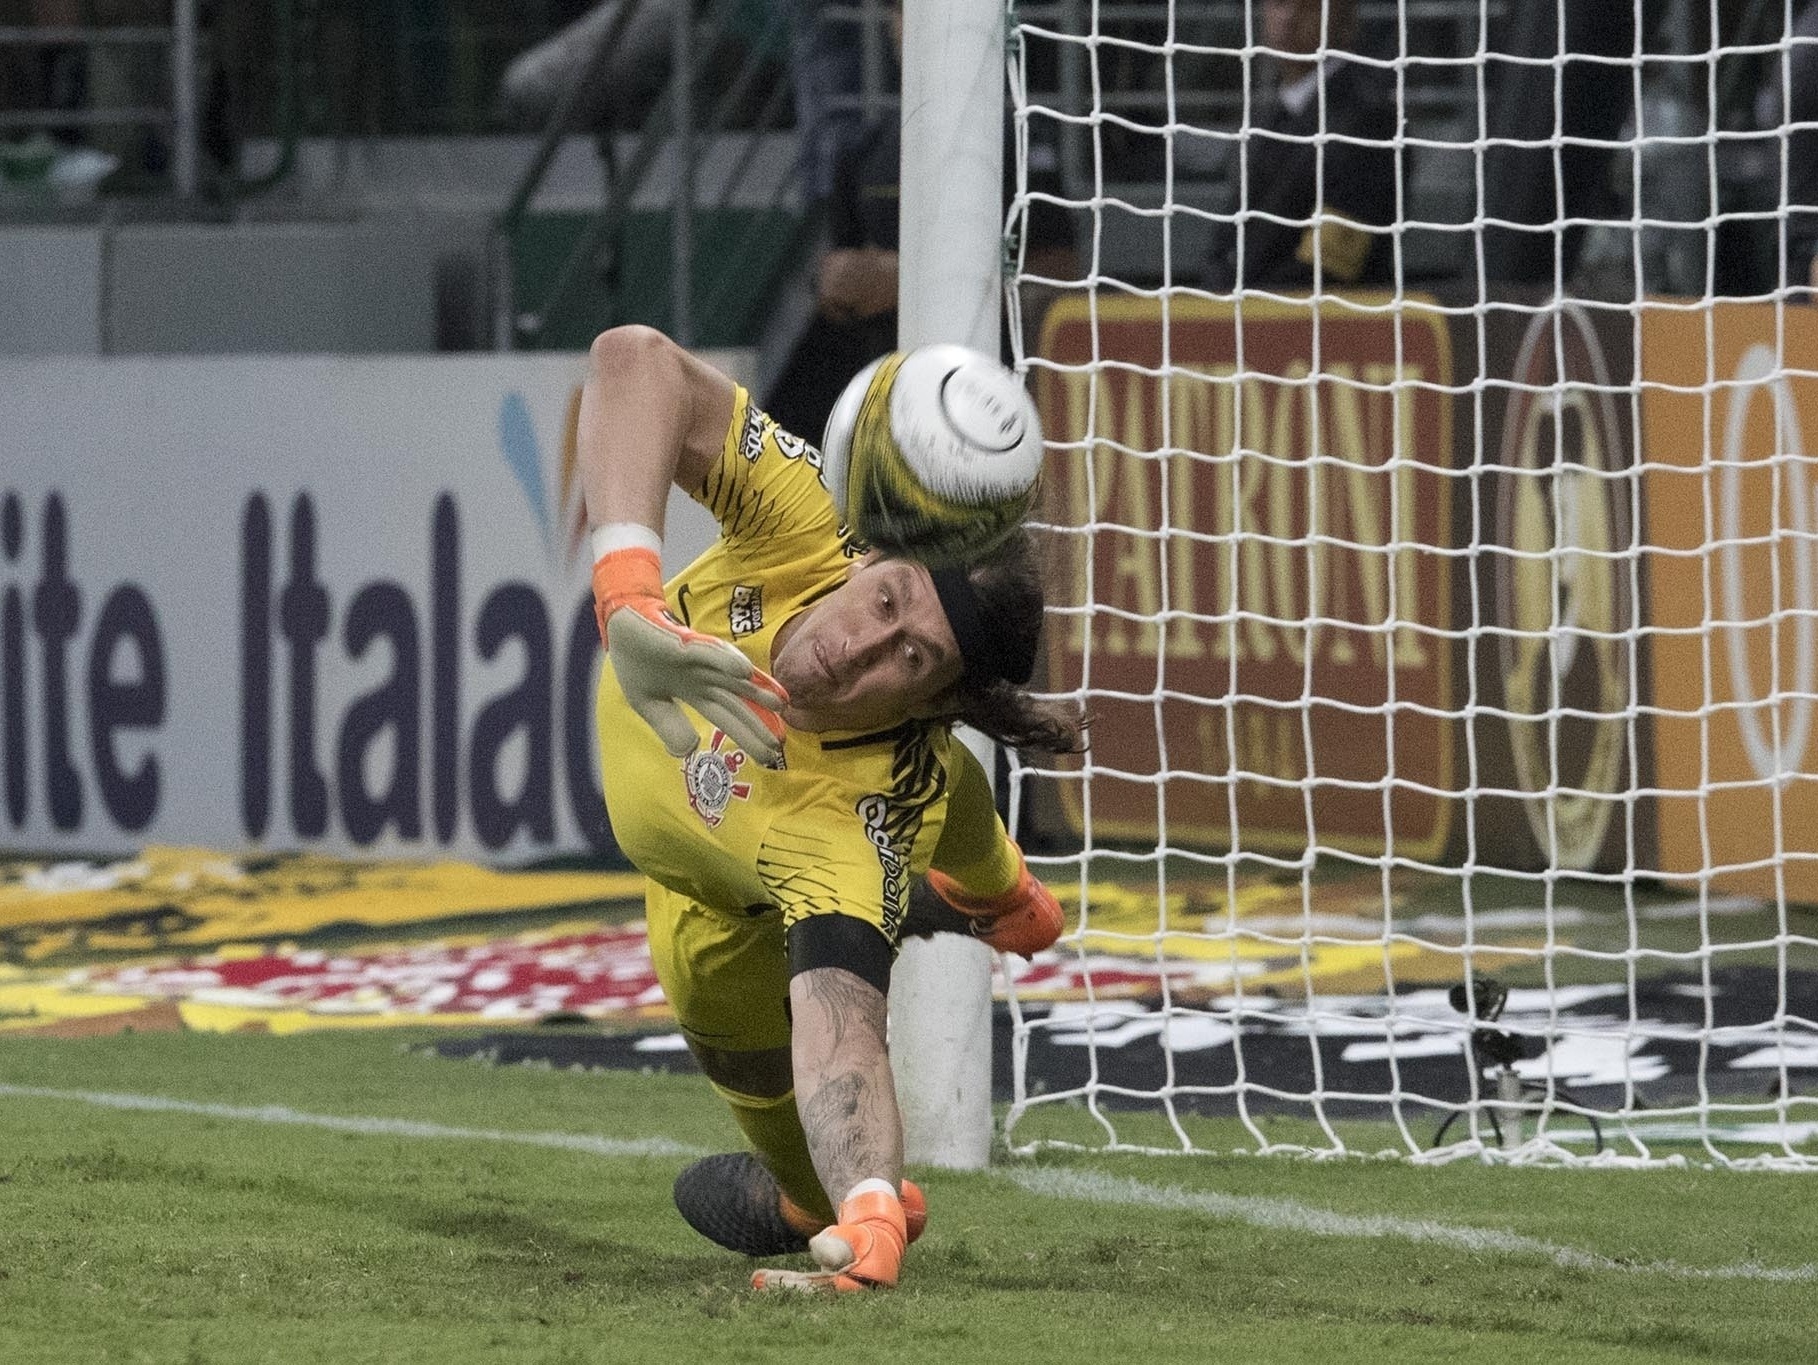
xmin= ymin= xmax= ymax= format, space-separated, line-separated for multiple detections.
xmin=674 ymin=1153 xmax=925 ymax=1260
xmin=750 ymin=1184 xmax=909 ymax=1293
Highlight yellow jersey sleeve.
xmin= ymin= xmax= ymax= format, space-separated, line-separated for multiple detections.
xmin=926 ymin=740 xmax=1022 ymax=898
xmin=691 ymin=387 xmax=846 ymax=568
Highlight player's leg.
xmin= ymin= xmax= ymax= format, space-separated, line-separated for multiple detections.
xmin=641 ymin=884 xmax=833 ymax=1226
xmin=643 ymin=883 xmax=927 ymax=1256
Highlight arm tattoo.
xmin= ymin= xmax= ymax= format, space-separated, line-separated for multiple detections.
xmin=791 ymin=967 xmax=901 ymax=1202
xmin=799 ymin=1070 xmax=891 ymax=1194
xmin=796 ymin=966 xmax=889 ymax=1055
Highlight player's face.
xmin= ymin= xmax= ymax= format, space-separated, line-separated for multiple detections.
xmin=1264 ymin=0 xmax=1321 ymax=55
xmin=770 ymin=556 xmax=964 ymax=734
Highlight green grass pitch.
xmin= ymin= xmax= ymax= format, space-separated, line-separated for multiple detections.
xmin=1 ymin=1029 xmax=1814 ymax=1364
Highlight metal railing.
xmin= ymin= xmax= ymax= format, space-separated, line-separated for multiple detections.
xmin=494 ymin=0 xmax=887 ymax=351
xmin=0 ymin=1 xmax=200 ymax=197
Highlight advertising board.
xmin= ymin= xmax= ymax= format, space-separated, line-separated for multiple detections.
xmin=1034 ymin=295 xmax=1455 ymax=858
xmin=1640 ymin=304 xmax=1818 ymax=901
xmin=1 ymin=354 xmax=724 ymax=862
xmin=1461 ymin=299 xmax=1653 ymax=874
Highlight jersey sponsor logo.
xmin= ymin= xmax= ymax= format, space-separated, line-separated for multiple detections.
xmin=738 ymin=406 xmax=768 ymax=464
xmin=729 ymin=584 xmax=764 ymax=636
xmin=855 ymin=793 xmax=907 ymax=933
xmin=772 ymin=427 xmax=825 ymax=482
xmin=683 ymin=730 xmax=754 ymax=827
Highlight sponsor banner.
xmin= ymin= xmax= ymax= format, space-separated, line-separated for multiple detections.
xmin=0 ymin=355 xmax=725 ymax=862
xmin=1460 ymin=299 xmax=1653 ymax=874
xmin=0 ymin=844 xmax=643 ymax=962
xmin=1641 ymin=304 xmax=1818 ymax=902
xmin=1034 ymin=295 xmax=1455 ymax=858
xmin=1027 ymin=293 xmax=1706 ymax=885
xmin=0 ymin=854 xmax=1524 ymax=1032
xmin=0 ymin=922 xmax=668 ymax=1036
xmin=1008 ymin=967 xmax=1818 ymax=1118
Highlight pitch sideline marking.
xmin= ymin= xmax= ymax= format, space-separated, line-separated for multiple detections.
xmin=0 ymin=1082 xmax=709 ymax=1160
xmin=4 ymin=1082 xmax=1813 ymax=1284
xmin=1001 ymin=1168 xmax=1818 ymax=1283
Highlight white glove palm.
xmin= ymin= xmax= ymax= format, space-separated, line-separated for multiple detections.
xmin=594 ymin=547 xmax=788 ymax=768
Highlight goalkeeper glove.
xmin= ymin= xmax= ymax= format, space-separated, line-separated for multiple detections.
xmin=751 ymin=1182 xmax=908 ymax=1293
xmin=593 ymin=545 xmax=788 ymax=769
xmin=925 ymin=842 xmax=1064 ymax=959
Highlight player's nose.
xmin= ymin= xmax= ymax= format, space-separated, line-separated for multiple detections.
xmin=846 ymin=620 xmax=891 ymax=667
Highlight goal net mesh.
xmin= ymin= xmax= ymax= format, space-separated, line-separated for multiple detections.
xmin=1001 ymin=0 xmax=1818 ymax=1167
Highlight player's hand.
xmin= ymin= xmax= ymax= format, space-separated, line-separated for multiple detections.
xmin=926 ymin=842 xmax=1065 ymax=959
xmin=818 ymin=247 xmax=899 ymax=323
xmin=750 ymin=1186 xmax=908 ymax=1293
xmin=593 ymin=546 xmax=788 ymax=768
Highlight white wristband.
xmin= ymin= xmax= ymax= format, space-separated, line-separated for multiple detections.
xmin=844 ymin=1177 xmax=898 ymax=1204
xmin=590 ymin=522 xmax=663 ymax=563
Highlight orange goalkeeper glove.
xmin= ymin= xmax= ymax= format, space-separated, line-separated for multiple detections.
xmin=751 ymin=1182 xmax=908 ymax=1293
xmin=593 ymin=545 xmax=788 ymax=768
xmin=925 ymin=842 xmax=1064 ymax=959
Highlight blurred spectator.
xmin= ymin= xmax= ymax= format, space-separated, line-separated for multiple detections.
xmin=1205 ymin=0 xmax=1399 ymax=294
xmin=788 ymin=0 xmax=866 ymax=208
xmin=763 ymin=0 xmax=1076 ymax=444
xmin=497 ymin=0 xmax=683 ymax=133
xmin=1479 ymin=0 xmax=1635 ymax=288
xmin=1790 ymin=1 xmax=1818 ymax=293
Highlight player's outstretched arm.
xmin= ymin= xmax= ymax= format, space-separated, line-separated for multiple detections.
xmin=906 ymin=741 xmax=1065 ymax=958
xmin=922 ymin=846 xmax=1065 ymax=959
xmin=579 ymin=326 xmax=788 ymax=766
xmin=750 ymin=965 xmax=909 ymax=1293
xmin=578 ymin=324 xmax=734 ymax=528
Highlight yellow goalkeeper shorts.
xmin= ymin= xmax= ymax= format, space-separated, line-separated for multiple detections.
xmin=643 ymin=879 xmax=792 ymax=1058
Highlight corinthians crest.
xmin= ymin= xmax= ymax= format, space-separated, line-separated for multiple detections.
xmin=683 ymin=729 xmax=754 ymax=827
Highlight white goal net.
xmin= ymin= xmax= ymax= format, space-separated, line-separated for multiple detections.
xmin=1000 ymin=0 xmax=1818 ymax=1166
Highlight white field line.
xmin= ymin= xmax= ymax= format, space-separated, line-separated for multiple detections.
xmin=1001 ymin=1168 xmax=1818 ymax=1283
xmin=0 ymin=1083 xmax=709 ymax=1160
xmin=6 ymin=1082 xmax=1813 ymax=1284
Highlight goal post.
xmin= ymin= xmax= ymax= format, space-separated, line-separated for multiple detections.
xmin=889 ymin=0 xmax=1008 ymax=1170
xmin=972 ymin=0 xmax=1818 ymax=1168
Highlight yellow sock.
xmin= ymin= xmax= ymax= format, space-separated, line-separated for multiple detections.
xmin=712 ymin=1083 xmax=835 ymax=1224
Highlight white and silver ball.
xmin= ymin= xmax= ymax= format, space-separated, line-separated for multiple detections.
xmin=820 ymin=343 xmax=1044 ymax=565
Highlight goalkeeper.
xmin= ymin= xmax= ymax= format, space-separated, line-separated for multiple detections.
xmin=579 ymin=324 xmax=1084 ymax=1293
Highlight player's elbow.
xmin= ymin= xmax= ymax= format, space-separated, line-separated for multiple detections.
xmin=588 ymin=324 xmax=682 ymax=391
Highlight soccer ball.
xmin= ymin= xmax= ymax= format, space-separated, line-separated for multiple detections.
xmin=820 ymin=343 xmax=1044 ymax=566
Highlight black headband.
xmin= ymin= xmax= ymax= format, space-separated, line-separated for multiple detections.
xmin=929 ymin=565 xmax=1036 ymax=687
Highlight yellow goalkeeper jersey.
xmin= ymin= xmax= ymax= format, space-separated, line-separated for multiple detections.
xmin=595 ymin=387 xmax=1013 ymax=944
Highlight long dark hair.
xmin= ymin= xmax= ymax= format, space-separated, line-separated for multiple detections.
xmin=941 ymin=528 xmax=1087 ymax=755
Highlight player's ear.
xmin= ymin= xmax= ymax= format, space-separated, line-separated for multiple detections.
xmin=907 ymin=688 xmax=960 ymax=721
xmin=906 ymin=656 xmax=966 ymax=719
